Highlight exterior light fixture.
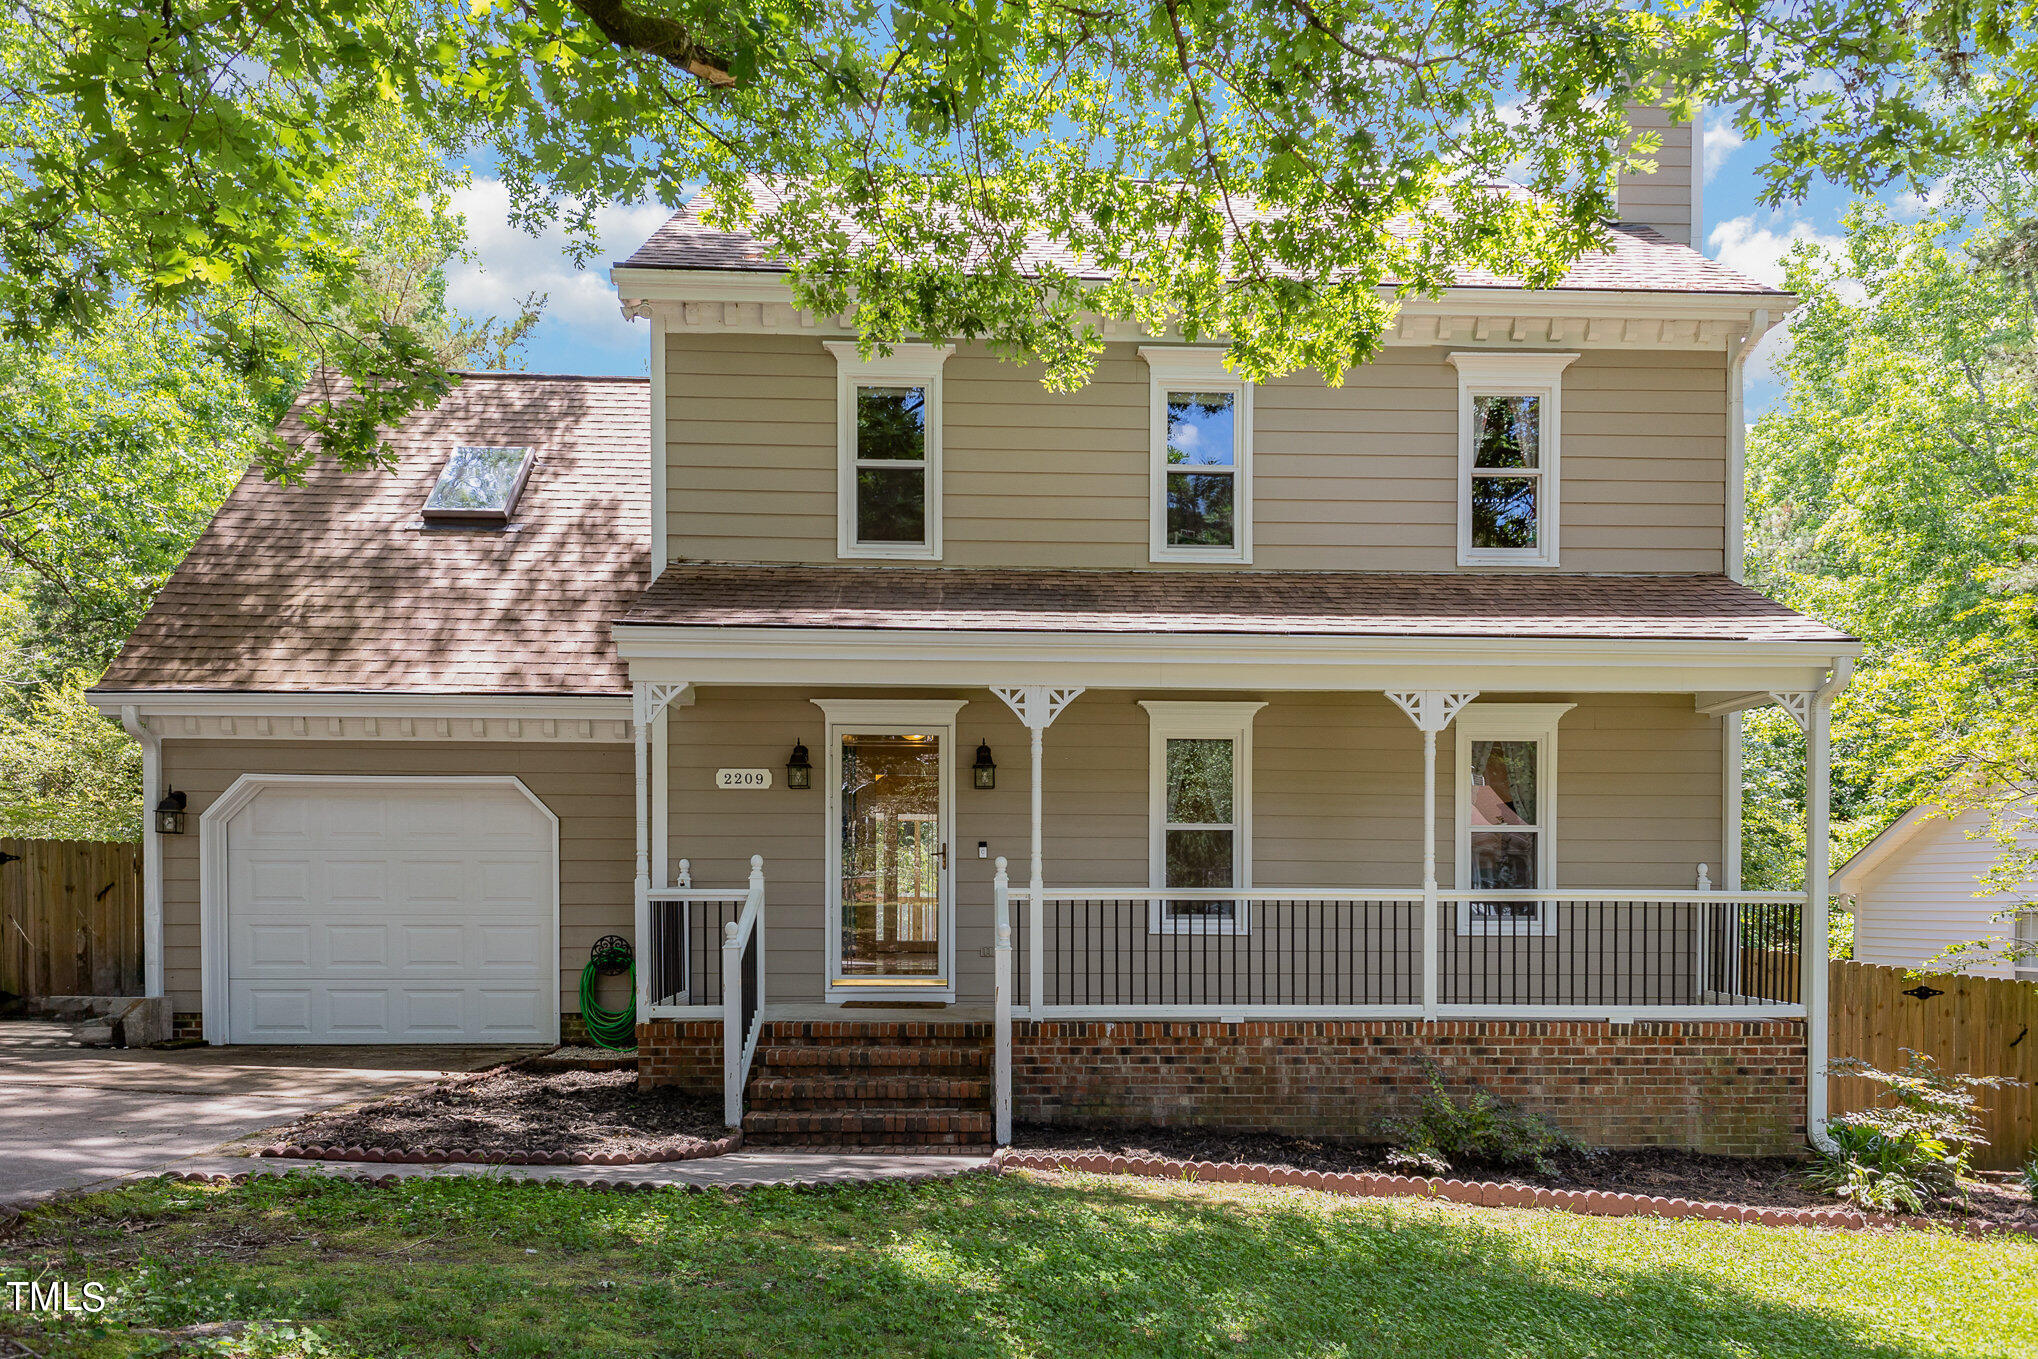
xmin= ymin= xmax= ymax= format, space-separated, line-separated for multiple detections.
xmin=786 ymin=741 xmax=813 ymax=790
xmin=154 ymin=788 xmax=188 ymax=835
xmin=972 ymin=739 xmax=996 ymax=790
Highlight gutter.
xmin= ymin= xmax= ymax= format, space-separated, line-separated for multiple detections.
xmin=1805 ymin=655 xmax=1855 ymax=1156
xmin=118 ymin=706 xmax=165 ymax=998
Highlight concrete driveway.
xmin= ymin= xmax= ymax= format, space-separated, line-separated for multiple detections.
xmin=0 ymin=1021 xmax=541 ymax=1208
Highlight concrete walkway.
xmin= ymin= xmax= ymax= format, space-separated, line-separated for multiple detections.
xmin=167 ymin=1150 xmax=993 ymax=1191
xmin=0 ymin=1021 xmax=538 ymax=1207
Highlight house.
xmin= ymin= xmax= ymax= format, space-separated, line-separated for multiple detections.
xmin=91 ymin=108 xmax=1862 ymax=1156
xmin=1832 ymin=803 xmax=2037 ymax=979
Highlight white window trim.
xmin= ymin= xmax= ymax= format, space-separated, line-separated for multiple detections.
xmin=826 ymin=341 xmax=954 ymax=561
xmin=1141 ymin=347 xmax=1253 ymax=564
xmin=1448 ymin=352 xmax=1577 ymax=569
xmin=811 ymin=697 xmax=968 ymax=1003
xmin=1141 ymin=700 xmax=1265 ymax=934
xmin=1454 ymin=702 xmax=1575 ymax=936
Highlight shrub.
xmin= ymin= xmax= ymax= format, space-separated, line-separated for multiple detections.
xmin=1379 ymin=1063 xmax=1579 ymax=1176
xmin=1810 ymin=1050 xmax=2021 ymax=1212
xmin=2021 ymin=1156 xmax=2037 ymax=1202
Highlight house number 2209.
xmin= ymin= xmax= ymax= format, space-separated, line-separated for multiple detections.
xmin=715 ymin=769 xmax=773 ymax=790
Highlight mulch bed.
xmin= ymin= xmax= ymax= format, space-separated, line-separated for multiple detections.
xmin=266 ymin=1068 xmax=732 ymax=1165
xmin=1012 ymin=1124 xmax=2038 ymax=1231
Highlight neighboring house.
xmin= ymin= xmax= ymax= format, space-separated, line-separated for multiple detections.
xmin=92 ymin=108 xmax=1863 ymax=1156
xmin=1832 ymin=804 xmax=2038 ymax=979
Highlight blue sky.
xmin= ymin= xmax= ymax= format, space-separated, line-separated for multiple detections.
xmin=448 ymin=113 xmax=1864 ymax=416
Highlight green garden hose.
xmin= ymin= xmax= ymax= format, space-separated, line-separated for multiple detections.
xmin=579 ymin=935 xmax=637 ymax=1050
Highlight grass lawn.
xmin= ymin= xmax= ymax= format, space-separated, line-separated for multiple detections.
xmin=2 ymin=1169 xmax=2034 ymax=1358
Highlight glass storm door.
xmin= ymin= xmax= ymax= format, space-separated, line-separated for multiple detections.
xmin=834 ymin=731 xmax=948 ymax=987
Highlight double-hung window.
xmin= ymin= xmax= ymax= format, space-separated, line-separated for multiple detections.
xmin=1454 ymin=703 xmax=1573 ymax=935
xmin=1142 ymin=701 xmax=1264 ymax=933
xmin=1448 ymin=352 xmax=1576 ymax=568
xmin=826 ymin=342 xmax=953 ymax=559
xmin=1141 ymin=348 xmax=1252 ymax=563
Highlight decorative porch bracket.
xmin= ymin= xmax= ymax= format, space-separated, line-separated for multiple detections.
xmin=1385 ymin=690 xmax=1479 ymax=1019
xmin=633 ymin=682 xmax=694 ymax=1010
xmin=990 ymin=685 xmax=1084 ymax=1147
xmin=1766 ymin=690 xmax=1812 ymax=732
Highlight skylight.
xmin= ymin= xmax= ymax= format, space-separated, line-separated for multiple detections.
xmin=422 ymin=446 xmax=535 ymax=524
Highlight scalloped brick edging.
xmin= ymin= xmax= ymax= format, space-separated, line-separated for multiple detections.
xmin=159 ymin=1163 xmax=992 ymax=1195
xmin=253 ymin=1132 xmax=741 ymax=1167
xmin=989 ymin=1149 xmax=2036 ymax=1239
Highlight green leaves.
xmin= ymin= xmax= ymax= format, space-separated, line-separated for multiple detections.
xmin=1741 ymin=155 xmax=2038 ymax=917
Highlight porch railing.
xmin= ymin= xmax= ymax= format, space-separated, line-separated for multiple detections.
xmin=721 ymin=855 xmax=767 ymax=1127
xmin=1004 ymin=885 xmax=1807 ymax=1019
xmin=640 ymin=858 xmax=767 ymax=1129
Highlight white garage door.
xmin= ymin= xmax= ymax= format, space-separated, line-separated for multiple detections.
xmin=225 ymin=781 xmax=556 ymax=1043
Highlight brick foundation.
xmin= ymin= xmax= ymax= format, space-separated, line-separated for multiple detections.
xmin=641 ymin=1016 xmax=1807 ymax=1155
xmin=636 ymin=1019 xmax=724 ymax=1097
xmin=1014 ymin=1019 xmax=1807 ymax=1156
xmin=172 ymin=1012 xmax=204 ymax=1041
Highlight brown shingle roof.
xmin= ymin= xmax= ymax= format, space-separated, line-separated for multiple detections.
xmin=619 ymin=183 xmax=1778 ymax=296
xmin=96 ymin=373 xmax=650 ymax=697
xmin=622 ymin=563 xmax=1853 ymax=646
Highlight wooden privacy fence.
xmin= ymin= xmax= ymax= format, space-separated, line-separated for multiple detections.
xmin=0 ymin=837 xmax=143 ymax=998
xmin=1828 ymin=958 xmax=2038 ymax=1170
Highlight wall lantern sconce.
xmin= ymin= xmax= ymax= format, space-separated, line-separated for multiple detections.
xmin=972 ymin=739 xmax=997 ymax=790
xmin=155 ymin=788 xmax=188 ymax=835
xmin=786 ymin=741 xmax=813 ymax=790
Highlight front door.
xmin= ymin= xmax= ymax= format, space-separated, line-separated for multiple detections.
xmin=821 ymin=701 xmax=960 ymax=1001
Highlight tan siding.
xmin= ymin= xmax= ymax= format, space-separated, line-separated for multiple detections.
xmin=664 ymin=689 xmax=1723 ymax=1005
xmin=158 ymin=741 xmax=632 ymax=1016
xmin=664 ymin=334 xmax=1726 ymax=573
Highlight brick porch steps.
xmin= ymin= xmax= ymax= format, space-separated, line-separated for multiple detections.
xmin=741 ymin=1022 xmax=995 ymax=1147
xmin=757 ymin=1045 xmax=987 ymax=1071
xmin=748 ymin=1077 xmax=991 ymax=1107
xmin=742 ymin=1110 xmax=994 ymax=1146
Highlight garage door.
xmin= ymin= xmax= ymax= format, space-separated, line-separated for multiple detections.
xmin=225 ymin=781 xmax=556 ymax=1043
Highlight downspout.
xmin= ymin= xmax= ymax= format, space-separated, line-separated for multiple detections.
xmin=118 ymin=706 xmax=164 ymax=998
xmin=1804 ymin=656 xmax=1854 ymax=1154
xmin=1725 ymin=307 xmax=1773 ymax=584
xmin=1721 ymin=308 xmax=1775 ymax=918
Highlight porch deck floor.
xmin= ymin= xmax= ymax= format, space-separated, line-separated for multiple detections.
xmin=763 ymin=1005 xmax=994 ymax=1022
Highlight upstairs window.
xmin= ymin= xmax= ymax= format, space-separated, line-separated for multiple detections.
xmin=1142 ymin=348 xmax=1252 ymax=563
xmin=422 ymin=445 xmax=535 ymax=526
xmin=826 ymin=342 xmax=953 ymax=560
xmin=1448 ymin=353 xmax=1576 ymax=568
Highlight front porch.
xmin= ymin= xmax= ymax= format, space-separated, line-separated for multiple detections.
xmin=620 ymin=679 xmax=1830 ymax=1155
xmin=613 ymin=562 xmax=1853 ymax=1153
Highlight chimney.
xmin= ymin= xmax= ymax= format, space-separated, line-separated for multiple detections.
xmin=1616 ymin=102 xmax=1701 ymax=247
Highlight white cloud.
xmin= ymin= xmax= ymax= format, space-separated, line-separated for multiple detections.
xmin=1702 ymin=112 xmax=1743 ymax=184
xmin=444 ymin=178 xmax=675 ymax=359
xmin=1892 ymin=178 xmax=1952 ymax=219
xmin=1707 ymin=215 xmax=1847 ymax=384
xmin=1707 ymin=215 xmax=1843 ymax=290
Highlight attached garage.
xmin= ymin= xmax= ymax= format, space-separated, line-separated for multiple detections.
xmin=204 ymin=776 xmax=560 ymax=1044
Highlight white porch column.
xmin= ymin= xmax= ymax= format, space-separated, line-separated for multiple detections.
xmin=991 ymin=686 xmax=1085 ymax=1020
xmin=1387 ymin=691 xmax=1478 ymax=1020
xmin=632 ymin=682 xmax=693 ymax=1013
